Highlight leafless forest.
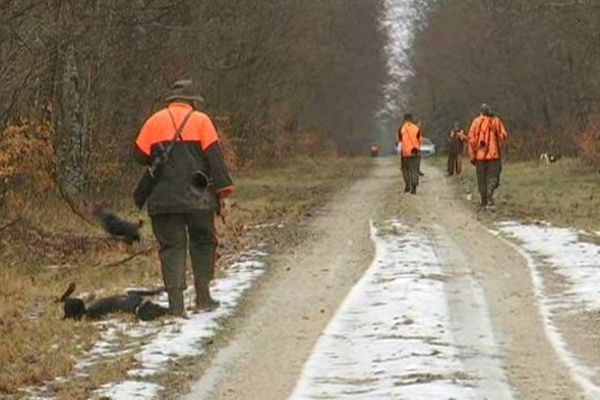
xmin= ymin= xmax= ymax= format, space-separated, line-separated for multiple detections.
xmin=2 ymin=0 xmax=600 ymax=213
xmin=398 ymin=0 xmax=600 ymax=162
xmin=0 ymin=0 xmax=387 ymax=207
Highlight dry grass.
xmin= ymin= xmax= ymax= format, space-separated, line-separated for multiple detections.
xmin=435 ymin=156 xmax=600 ymax=230
xmin=0 ymin=156 xmax=372 ymax=399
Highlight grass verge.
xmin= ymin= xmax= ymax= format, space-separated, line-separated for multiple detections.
xmin=433 ymin=156 xmax=600 ymax=231
xmin=0 ymin=156 xmax=373 ymax=399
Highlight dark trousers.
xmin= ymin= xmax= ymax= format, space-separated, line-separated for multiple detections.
xmin=401 ymin=156 xmax=420 ymax=189
xmin=475 ymin=160 xmax=502 ymax=205
xmin=151 ymin=211 xmax=216 ymax=312
xmin=447 ymin=153 xmax=463 ymax=176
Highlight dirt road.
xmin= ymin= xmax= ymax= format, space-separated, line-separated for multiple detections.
xmin=182 ymin=158 xmax=590 ymax=400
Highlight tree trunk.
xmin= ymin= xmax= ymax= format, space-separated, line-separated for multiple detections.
xmin=59 ymin=42 xmax=88 ymax=195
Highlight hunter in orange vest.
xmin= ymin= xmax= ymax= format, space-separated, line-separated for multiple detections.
xmin=397 ymin=113 xmax=422 ymax=194
xmin=133 ymin=80 xmax=234 ymax=316
xmin=468 ymin=104 xmax=508 ymax=209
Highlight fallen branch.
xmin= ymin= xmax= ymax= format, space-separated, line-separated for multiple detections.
xmin=53 ymin=175 xmax=100 ymax=229
xmin=0 ymin=217 xmax=22 ymax=232
xmin=98 ymin=246 xmax=156 ymax=268
xmin=232 ymin=202 xmax=253 ymax=213
xmin=54 ymin=180 xmax=99 ymax=229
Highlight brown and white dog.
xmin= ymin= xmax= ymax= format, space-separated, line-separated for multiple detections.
xmin=539 ymin=152 xmax=562 ymax=165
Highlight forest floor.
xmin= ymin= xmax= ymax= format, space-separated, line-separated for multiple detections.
xmin=3 ymin=156 xmax=600 ymax=400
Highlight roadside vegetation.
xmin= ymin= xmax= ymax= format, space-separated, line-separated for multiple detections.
xmin=0 ymin=156 xmax=372 ymax=399
xmin=434 ymin=156 xmax=600 ymax=231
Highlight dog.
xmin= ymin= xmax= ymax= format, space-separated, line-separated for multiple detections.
xmin=58 ymin=283 xmax=169 ymax=321
xmin=539 ymin=152 xmax=562 ymax=165
xmin=92 ymin=204 xmax=144 ymax=244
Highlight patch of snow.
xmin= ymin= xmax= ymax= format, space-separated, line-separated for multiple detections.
xmin=26 ymin=248 xmax=268 ymax=400
xmin=494 ymin=222 xmax=600 ymax=398
xmin=75 ymin=322 xmax=133 ymax=372
xmin=93 ymin=380 xmax=163 ymax=400
xmin=97 ymin=255 xmax=267 ymax=399
xmin=290 ymin=221 xmax=512 ymax=399
xmin=498 ymin=221 xmax=600 ymax=310
xmin=250 ymin=222 xmax=284 ymax=230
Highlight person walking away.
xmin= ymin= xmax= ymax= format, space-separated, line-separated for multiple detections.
xmin=447 ymin=122 xmax=467 ymax=176
xmin=133 ymin=80 xmax=235 ymax=316
xmin=468 ymin=104 xmax=508 ymax=209
xmin=397 ymin=113 xmax=422 ymax=194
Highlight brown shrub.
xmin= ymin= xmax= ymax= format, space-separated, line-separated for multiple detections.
xmin=0 ymin=120 xmax=56 ymax=213
xmin=576 ymin=119 xmax=600 ymax=168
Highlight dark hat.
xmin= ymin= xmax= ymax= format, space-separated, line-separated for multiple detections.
xmin=166 ymin=80 xmax=204 ymax=103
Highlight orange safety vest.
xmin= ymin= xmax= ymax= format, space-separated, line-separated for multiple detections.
xmin=135 ymin=102 xmax=234 ymax=198
xmin=397 ymin=121 xmax=421 ymax=157
xmin=468 ymin=115 xmax=508 ymax=161
xmin=135 ymin=102 xmax=219 ymax=156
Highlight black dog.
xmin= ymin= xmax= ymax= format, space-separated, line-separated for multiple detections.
xmin=92 ymin=204 xmax=143 ymax=244
xmin=59 ymin=283 xmax=169 ymax=321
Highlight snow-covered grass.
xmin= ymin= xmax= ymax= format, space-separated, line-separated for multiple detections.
xmin=290 ymin=221 xmax=512 ymax=399
xmin=94 ymin=381 xmax=163 ymax=400
xmin=25 ymin=249 xmax=268 ymax=400
xmin=90 ymin=251 xmax=268 ymax=399
xmin=495 ymin=221 xmax=600 ymax=398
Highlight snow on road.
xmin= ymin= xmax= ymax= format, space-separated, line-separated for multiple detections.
xmin=290 ymin=221 xmax=513 ymax=400
xmin=497 ymin=222 xmax=600 ymax=310
xmin=495 ymin=221 xmax=600 ymax=398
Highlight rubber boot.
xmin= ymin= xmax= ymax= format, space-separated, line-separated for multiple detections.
xmin=404 ymin=184 xmax=411 ymax=193
xmin=410 ymin=184 xmax=417 ymax=195
xmin=479 ymin=193 xmax=488 ymax=211
xmin=487 ymin=191 xmax=496 ymax=211
xmin=195 ymin=280 xmax=219 ymax=312
xmin=167 ymin=290 xmax=186 ymax=317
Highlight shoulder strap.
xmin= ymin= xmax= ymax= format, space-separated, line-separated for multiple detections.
xmin=164 ymin=109 xmax=194 ymax=155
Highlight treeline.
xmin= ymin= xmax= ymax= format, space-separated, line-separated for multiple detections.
xmin=0 ymin=0 xmax=387 ymax=206
xmin=400 ymin=0 xmax=600 ymax=162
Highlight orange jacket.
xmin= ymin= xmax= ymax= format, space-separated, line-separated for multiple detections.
xmin=397 ymin=121 xmax=421 ymax=157
xmin=468 ymin=115 xmax=508 ymax=161
xmin=136 ymin=102 xmax=219 ymax=155
xmin=134 ymin=102 xmax=234 ymax=202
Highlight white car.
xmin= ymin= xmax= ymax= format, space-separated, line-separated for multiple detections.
xmin=420 ymin=138 xmax=436 ymax=157
xmin=396 ymin=138 xmax=436 ymax=157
